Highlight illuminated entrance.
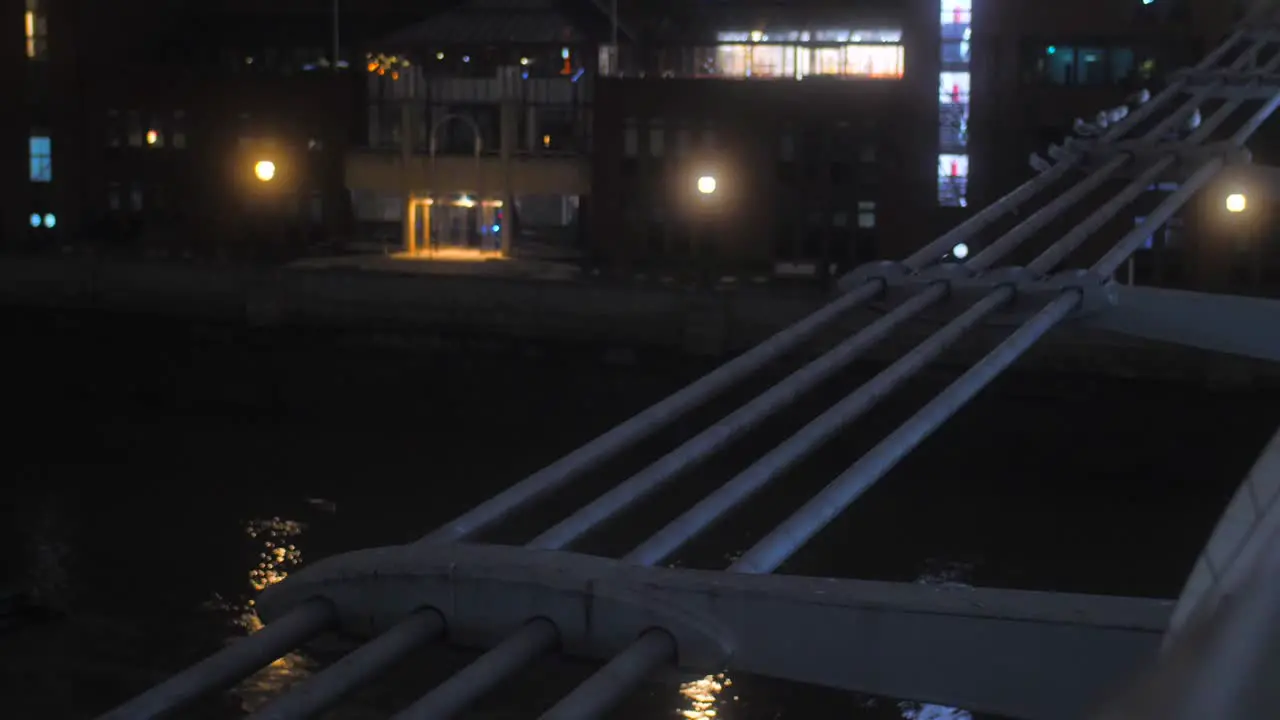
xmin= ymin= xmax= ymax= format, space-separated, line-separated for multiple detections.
xmin=404 ymin=194 xmax=507 ymax=260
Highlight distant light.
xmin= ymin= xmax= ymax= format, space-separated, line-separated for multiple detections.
xmin=1143 ymin=0 xmax=1154 ymax=5
xmin=436 ymin=52 xmax=444 ymax=60
xmin=542 ymin=134 xmax=551 ymax=147
xmin=491 ymin=224 xmax=501 ymax=233
xmin=29 ymin=213 xmax=40 ymax=228
xmin=254 ymin=160 xmax=276 ymax=182
xmin=462 ymin=55 xmax=470 ymax=63
xmin=561 ymin=47 xmax=570 ymax=59
xmin=1226 ymin=193 xmax=1247 ymax=213
xmin=145 ymin=129 xmax=159 ymax=145
xmin=520 ymin=57 xmax=530 ymax=66
xmin=1046 ymin=45 xmax=1056 ymax=55
xmin=696 ymin=175 xmax=717 ymax=195
xmin=952 ymin=242 xmax=969 ymax=259
xmin=44 ymin=213 xmax=56 ymax=228
xmin=750 ymin=30 xmax=763 ymax=43
xmin=457 ymin=195 xmax=476 ymax=208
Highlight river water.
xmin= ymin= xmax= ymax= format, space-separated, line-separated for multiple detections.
xmin=2 ymin=307 xmax=1277 ymax=719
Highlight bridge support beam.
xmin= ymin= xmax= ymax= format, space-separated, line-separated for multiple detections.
xmin=258 ymin=543 xmax=1171 ymax=720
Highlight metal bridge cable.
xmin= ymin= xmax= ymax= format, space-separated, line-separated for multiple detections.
xmin=528 ymin=143 xmax=1153 ymax=551
xmin=1144 ymin=39 xmax=1270 ymax=141
xmin=624 ymin=162 xmax=1183 ymax=567
xmin=96 ymin=597 xmax=336 ymax=720
xmin=626 ymin=283 xmax=997 ymax=566
xmin=729 ymin=112 xmax=1262 ymax=575
xmin=393 ymin=618 xmax=559 ymax=720
xmin=526 ymin=285 xmax=947 ymax=551
xmin=730 ymin=290 xmax=1080 ymax=574
xmin=1093 ymin=90 xmax=1280 ymax=279
xmin=246 ymin=610 xmax=445 ymax=720
xmin=539 ymin=629 xmax=676 ymax=720
xmin=964 ymin=156 xmax=1129 ymax=271
xmin=416 ymin=279 xmax=885 ymax=546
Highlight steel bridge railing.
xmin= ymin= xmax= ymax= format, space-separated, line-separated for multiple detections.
xmin=101 ymin=4 xmax=1280 ymax=718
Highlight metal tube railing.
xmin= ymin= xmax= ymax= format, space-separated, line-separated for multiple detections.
xmin=393 ymin=618 xmax=559 ymax=719
xmin=247 ymin=610 xmax=445 ymax=720
xmin=97 ymin=597 xmax=336 ymax=720
xmin=730 ymin=156 xmax=1235 ymax=575
xmin=539 ymin=630 xmax=676 ymax=720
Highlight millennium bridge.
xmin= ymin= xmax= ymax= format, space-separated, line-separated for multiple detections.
xmin=101 ymin=6 xmax=1280 ymax=720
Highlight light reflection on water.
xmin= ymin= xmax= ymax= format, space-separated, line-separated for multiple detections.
xmin=209 ymin=515 xmax=317 ymax=713
xmin=679 ymin=673 xmax=732 ymax=719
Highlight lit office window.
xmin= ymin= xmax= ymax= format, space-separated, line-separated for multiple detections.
xmin=938 ymin=0 xmax=972 ymax=206
xmin=716 ymin=45 xmax=749 ymax=76
xmin=938 ymin=154 xmax=969 ymax=207
xmin=29 ymin=135 xmax=51 ymax=182
xmin=711 ymin=38 xmax=904 ymax=79
xmin=845 ymin=45 xmax=904 ymax=78
xmin=24 ymin=0 xmax=47 ymax=59
xmin=811 ymin=47 xmax=843 ymax=75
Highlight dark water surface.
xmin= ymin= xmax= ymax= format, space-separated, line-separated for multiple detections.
xmin=2 ymin=307 xmax=1277 ymax=719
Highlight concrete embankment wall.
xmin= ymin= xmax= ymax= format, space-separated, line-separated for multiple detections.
xmin=1 ymin=255 xmax=1277 ymax=386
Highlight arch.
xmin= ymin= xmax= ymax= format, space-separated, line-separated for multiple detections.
xmin=428 ymin=113 xmax=483 ymax=157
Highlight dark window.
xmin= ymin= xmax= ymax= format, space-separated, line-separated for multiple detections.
xmin=1076 ymin=47 xmax=1106 ymax=85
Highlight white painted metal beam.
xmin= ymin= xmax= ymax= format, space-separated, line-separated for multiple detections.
xmin=1078 ymin=285 xmax=1280 ymax=363
xmin=258 ymin=543 xmax=1171 ymax=720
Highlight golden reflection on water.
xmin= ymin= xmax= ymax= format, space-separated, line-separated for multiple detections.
xmin=226 ymin=515 xmax=317 ymax=712
xmin=679 ymin=673 xmax=732 ymax=719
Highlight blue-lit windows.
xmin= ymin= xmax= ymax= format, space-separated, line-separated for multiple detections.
xmin=1031 ymin=44 xmax=1146 ymax=85
xmin=29 ymin=135 xmax=51 ymax=182
xmin=941 ymin=40 xmax=970 ymax=64
xmin=938 ymin=0 xmax=972 ymax=207
xmin=1077 ymin=47 xmax=1107 ymax=84
xmin=1043 ymin=45 xmax=1076 ymax=84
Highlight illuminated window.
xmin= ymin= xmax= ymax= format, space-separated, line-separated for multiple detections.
xmin=710 ymin=37 xmax=904 ymax=80
xmin=847 ymin=45 xmax=905 ymax=78
xmin=29 ymin=135 xmax=51 ymax=182
xmin=941 ymin=0 xmax=973 ymax=28
xmin=812 ymin=48 xmax=843 ymax=75
xmin=750 ymin=45 xmax=785 ymax=77
xmin=25 ymin=0 xmax=47 ymax=59
xmin=938 ymin=72 xmax=970 ymax=103
xmin=716 ymin=45 xmax=748 ymax=76
xmin=938 ymin=154 xmax=969 ymax=207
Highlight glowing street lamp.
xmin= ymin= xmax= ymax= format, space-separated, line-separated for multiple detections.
xmin=696 ymin=175 xmax=717 ymax=195
xmin=952 ymin=242 xmax=970 ymax=259
xmin=254 ymin=160 xmax=277 ymax=182
xmin=1225 ymin=192 xmax=1247 ymax=213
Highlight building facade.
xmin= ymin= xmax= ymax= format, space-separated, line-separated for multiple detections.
xmin=589 ymin=3 xmax=944 ymax=277
xmin=7 ymin=0 xmax=1276 ymax=290
xmin=3 ymin=0 xmax=421 ymax=259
